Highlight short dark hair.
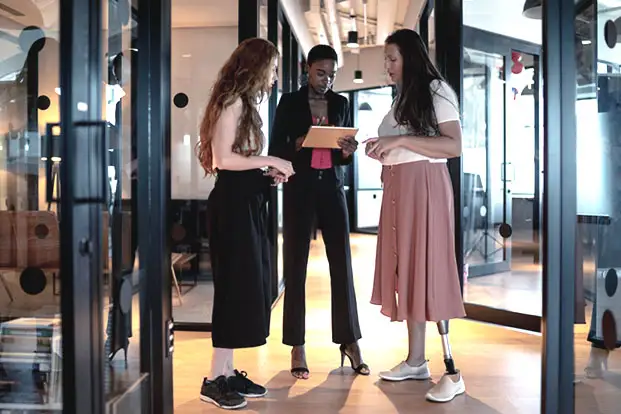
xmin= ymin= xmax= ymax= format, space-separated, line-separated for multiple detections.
xmin=307 ymin=44 xmax=338 ymax=66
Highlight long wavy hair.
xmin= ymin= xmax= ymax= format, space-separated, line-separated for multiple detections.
xmin=196 ymin=38 xmax=279 ymax=175
xmin=385 ymin=29 xmax=453 ymax=134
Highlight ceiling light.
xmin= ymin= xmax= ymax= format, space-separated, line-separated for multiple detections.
xmin=347 ymin=31 xmax=359 ymax=48
xmin=354 ymin=70 xmax=364 ymax=84
xmin=522 ymin=0 xmax=541 ymax=19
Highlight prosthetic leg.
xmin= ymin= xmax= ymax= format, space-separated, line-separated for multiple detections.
xmin=424 ymin=320 xmax=465 ymax=403
xmin=437 ymin=320 xmax=458 ymax=375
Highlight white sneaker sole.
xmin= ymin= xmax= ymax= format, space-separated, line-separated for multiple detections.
xmin=379 ymin=372 xmax=431 ymax=382
xmin=425 ymin=383 xmax=466 ymax=403
xmin=239 ymin=390 xmax=267 ymax=398
xmin=200 ymin=395 xmax=248 ymax=410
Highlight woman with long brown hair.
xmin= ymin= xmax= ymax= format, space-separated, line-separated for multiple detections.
xmin=365 ymin=29 xmax=466 ymax=403
xmin=196 ymin=37 xmax=294 ymax=410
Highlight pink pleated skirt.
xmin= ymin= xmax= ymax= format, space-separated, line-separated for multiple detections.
xmin=370 ymin=161 xmax=466 ymax=322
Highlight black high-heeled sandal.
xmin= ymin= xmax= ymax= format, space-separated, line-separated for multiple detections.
xmin=339 ymin=344 xmax=370 ymax=376
xmin=291 ymin=347 xmax=310 ymax=380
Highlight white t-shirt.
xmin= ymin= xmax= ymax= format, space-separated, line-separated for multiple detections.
xmin=377 ymin=79 xmax=460 ymax=166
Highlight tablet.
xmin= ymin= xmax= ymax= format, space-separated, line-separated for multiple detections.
xmin=301 ymin=126 xmax=359 ymax=149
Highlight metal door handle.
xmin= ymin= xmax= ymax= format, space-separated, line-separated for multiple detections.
xmin=45 ymin=121 xmax=109 ymax=204
xmin=44 ymin=122 xmax=61 ymax=204
xmin=73 ymin=120 xmax=109 ymax=204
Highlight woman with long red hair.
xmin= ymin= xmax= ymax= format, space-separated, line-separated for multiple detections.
xmin=196 ymin=37 xmax=293 ymax=410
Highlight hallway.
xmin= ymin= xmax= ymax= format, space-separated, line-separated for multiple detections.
xmin=172 ymin=234 xmax=543 ymax=413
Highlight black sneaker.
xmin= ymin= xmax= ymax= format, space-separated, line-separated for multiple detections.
xmin=200 ymin=376 xmax=247 ymax=410
xmin=227 ymin=370 xmax=268 ymax=398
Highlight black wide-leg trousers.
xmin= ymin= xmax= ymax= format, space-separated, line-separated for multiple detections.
xmin=282 ymin=172 xmax=362 ymax=346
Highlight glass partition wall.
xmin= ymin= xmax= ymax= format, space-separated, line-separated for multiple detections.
xmin=573 ymin=1 xmax=621 ymax=412
xmin=171 ymin=0 xmax=300 ymax=330
xmin=437 ymin=0 xmax=614 ymax=411
xmin=350 ymin=87 xmax=394 ymax=233
xmin=460 ymin=25 xmax=543 ymax=329
xmin=168 ymin=0 xmax=241 ymax=330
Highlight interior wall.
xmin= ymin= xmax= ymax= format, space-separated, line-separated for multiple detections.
xmin=170 ymin=26 xmax=238 ymax=200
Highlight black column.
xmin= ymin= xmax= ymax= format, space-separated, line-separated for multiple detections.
xmin=239 ymin=0 xmax=259 ymax=41
xmin=541 ymin=0 xmax=577 ymax=412
xmin=137 ymin=0 xmax=174 ymax=412
xmin=59 ymin=0 xmax=105 ymax=411
xmin=281 ymin=15 xmax=292 ymax=94
xmin=290 ymin=36 xmax=299 ymax=92
xmin=420 ymin=0 xmax=434 ymax=47
xmin=434 ymin=0 xmax=464 ymax=290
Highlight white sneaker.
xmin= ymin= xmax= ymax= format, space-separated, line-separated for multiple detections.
xmin=425 ymin=372 xmax=466 ymax=403
xmin=584 ymin=348 xmax=609 ymax=379
xmin=378 ymin=360 xmax=431 ymax=382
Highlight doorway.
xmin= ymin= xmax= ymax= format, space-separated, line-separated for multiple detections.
xmin=461 ymin=26 xmax=543 ymax=331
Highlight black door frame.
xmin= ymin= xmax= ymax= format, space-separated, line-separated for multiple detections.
xmin=136 ymin=0 xmax=175 ymax=412
xmin=541 ymin=0 xmax=577 ymax=411
xmin=60 ymin=0 xmax=106 ymax=411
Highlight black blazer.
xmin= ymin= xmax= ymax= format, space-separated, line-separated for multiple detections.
xmin=268 ymin=85 xmax=353 ymax=187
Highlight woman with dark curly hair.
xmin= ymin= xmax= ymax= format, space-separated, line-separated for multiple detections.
xmin=195 ymin=37 xmax=294 ymax=410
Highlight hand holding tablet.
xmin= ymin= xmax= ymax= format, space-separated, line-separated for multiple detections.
xmin=302 ymin=126 xmax=359 ymax=149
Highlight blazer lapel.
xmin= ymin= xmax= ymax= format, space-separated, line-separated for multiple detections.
xmin=297 ymin=85 xmax=313 ymax=127
xmin=326 ymin=90 xmax=341 ymax=126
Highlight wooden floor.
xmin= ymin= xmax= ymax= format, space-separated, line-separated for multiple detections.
xmin=172 ymin=234 xmax=619 ymax=413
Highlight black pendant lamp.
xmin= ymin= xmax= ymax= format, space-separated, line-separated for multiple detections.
xmin=347 ymin=31 xmax=359 ymax=48
xmin=522 ymin=0 xmax=542 ymax=19
xmin=354 ymin=70 xmax=363 ymax=84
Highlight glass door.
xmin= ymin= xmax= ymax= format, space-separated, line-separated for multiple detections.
xmin=101 ymin=0 xmax=152 ymax=412
xmin=351 ymin=87 xmax=394 ymax=233
xmin=462 ymin=48 xmax=512 ymax=277
xmin=461 ymin=26 xmax=544 ymax=330
xmin=0 ymin=3 xmax=65 ymax=412
xmin=55 ymin=0 xmax=158 ymax=412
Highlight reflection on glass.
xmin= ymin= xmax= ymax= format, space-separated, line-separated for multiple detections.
xmin=170 ymin=1 xmax=239 ymax=324
xmin=353 ymin=87 xmax=393 ymax=231
xmin=574 ymin=1 xmax=621 ymax=411
xmin=461 ymin=45 xmax=543 ymax=317
xmin=0 ymin=2 xmax=63 ymax=410
xmin=462 ymin=49 xmax=507 ymax=269
xmin=101 ymin=0 xmax=142 ymax=404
